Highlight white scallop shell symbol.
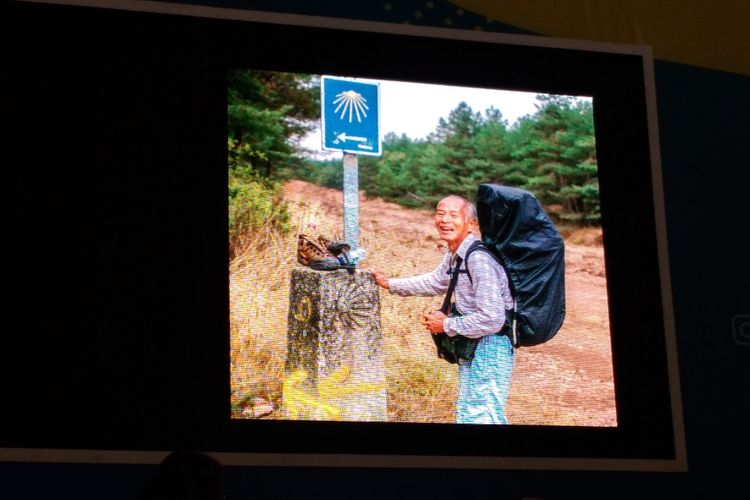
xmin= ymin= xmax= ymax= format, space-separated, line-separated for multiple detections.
xmin=332 ymin=90 xmax=369 ymax=123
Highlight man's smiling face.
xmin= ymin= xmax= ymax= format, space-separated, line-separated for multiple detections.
xmin=434 ymin=196 xmax=476 ymax=251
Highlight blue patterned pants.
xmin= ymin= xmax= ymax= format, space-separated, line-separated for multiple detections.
xmin=456 ymin=334 xmax=515 ymax=424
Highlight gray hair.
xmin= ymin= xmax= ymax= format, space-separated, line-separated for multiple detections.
xmin=442 ymin=195 xmax=477 ymax=222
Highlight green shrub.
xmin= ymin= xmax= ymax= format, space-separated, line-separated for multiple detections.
xmin=229 ymin=139 xmax=290 ymax=259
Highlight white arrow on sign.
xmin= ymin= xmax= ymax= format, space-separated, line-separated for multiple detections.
xmin=336 ymin=132 xmax=367 ymax=143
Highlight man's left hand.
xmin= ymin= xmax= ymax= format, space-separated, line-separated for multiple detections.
xmin=421 ymin=311 xmax=446 ymax=334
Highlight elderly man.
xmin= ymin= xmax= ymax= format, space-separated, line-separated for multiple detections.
xmin=372 ymin=195 xmax=514 ymax=424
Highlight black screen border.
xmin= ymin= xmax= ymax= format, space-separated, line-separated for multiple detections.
xmin=2 ymin=0 xmax=685 ymax=471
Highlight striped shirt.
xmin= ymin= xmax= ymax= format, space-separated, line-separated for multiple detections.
xmin=388 ymin=233 xmax=513 ymax=339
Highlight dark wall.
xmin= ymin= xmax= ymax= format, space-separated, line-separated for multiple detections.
xmin=1 ymin=2 xmax=748 ymax=499
xmin=654 ymin=60 xmax=750 ymax=479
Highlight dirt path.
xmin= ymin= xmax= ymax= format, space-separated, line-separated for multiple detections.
xmin=282 ymin=180 xmax=616 ymax=426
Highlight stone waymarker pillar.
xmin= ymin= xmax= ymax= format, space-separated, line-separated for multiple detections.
xmin=284 ymin=267 xmax=386 ymax=422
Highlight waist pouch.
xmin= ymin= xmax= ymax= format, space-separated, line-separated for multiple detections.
xmin=436 ymin=333 xmax=479 ymax=364
xmin=435 ymin=305 xmax=509 ymax=364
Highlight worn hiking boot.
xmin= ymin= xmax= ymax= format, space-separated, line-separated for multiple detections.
xmin=323 ymin=240 xmax=355 ymax=274
xmin=309 ymin=257 xmax=343 ymax=271
xmin=325 ymin=240 xmax=351 ymax=257
xmin=317 ymin=235 xmax=333 ymax=253
xmin=297 ymin=234 xmax=341 ymax=270
xmin=297 ymin=234 xmax=326 ymax=266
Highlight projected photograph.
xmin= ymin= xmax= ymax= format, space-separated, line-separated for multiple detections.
xmin=229 ymin=70 xmax=615 ymax=426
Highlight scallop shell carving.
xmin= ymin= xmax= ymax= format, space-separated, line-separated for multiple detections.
xmin=335 ymin=280 xmax=376 ymax=330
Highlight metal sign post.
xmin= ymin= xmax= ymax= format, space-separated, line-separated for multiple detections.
xmin=342 ymin=153 xmax=359 ymax=248
xmin=321 ymin=76 xmax=381 ymax=249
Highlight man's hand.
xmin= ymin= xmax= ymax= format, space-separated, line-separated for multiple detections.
xmin=370 ymin=268 xmax=390 ymax=289
xmin=421 ymin=311 xmax=446 ymax=334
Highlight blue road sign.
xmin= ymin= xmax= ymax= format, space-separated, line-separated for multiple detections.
xmin=321 ymin=76 xmax=381 ymax=156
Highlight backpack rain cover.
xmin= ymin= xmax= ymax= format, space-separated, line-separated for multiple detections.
xmin=475 ymin=183 xmax=566 ymax=345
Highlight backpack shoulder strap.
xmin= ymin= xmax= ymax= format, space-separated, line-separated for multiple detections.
xmin=464 ymin=239 xmax=517 ymax=345
xmin=463 ymin=240 xmax=502 ymax=285
xmin=438 ymin=256 xmax=462 ymax=316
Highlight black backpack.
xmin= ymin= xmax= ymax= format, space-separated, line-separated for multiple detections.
xmin=465 ymin=183 xmax=566 ymax=347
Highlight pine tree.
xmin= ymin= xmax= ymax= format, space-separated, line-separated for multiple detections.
xmin=227 ymin=70 xmax=319 ymax=178
xmin=509 ymin=95 xmax=599 ymax=224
